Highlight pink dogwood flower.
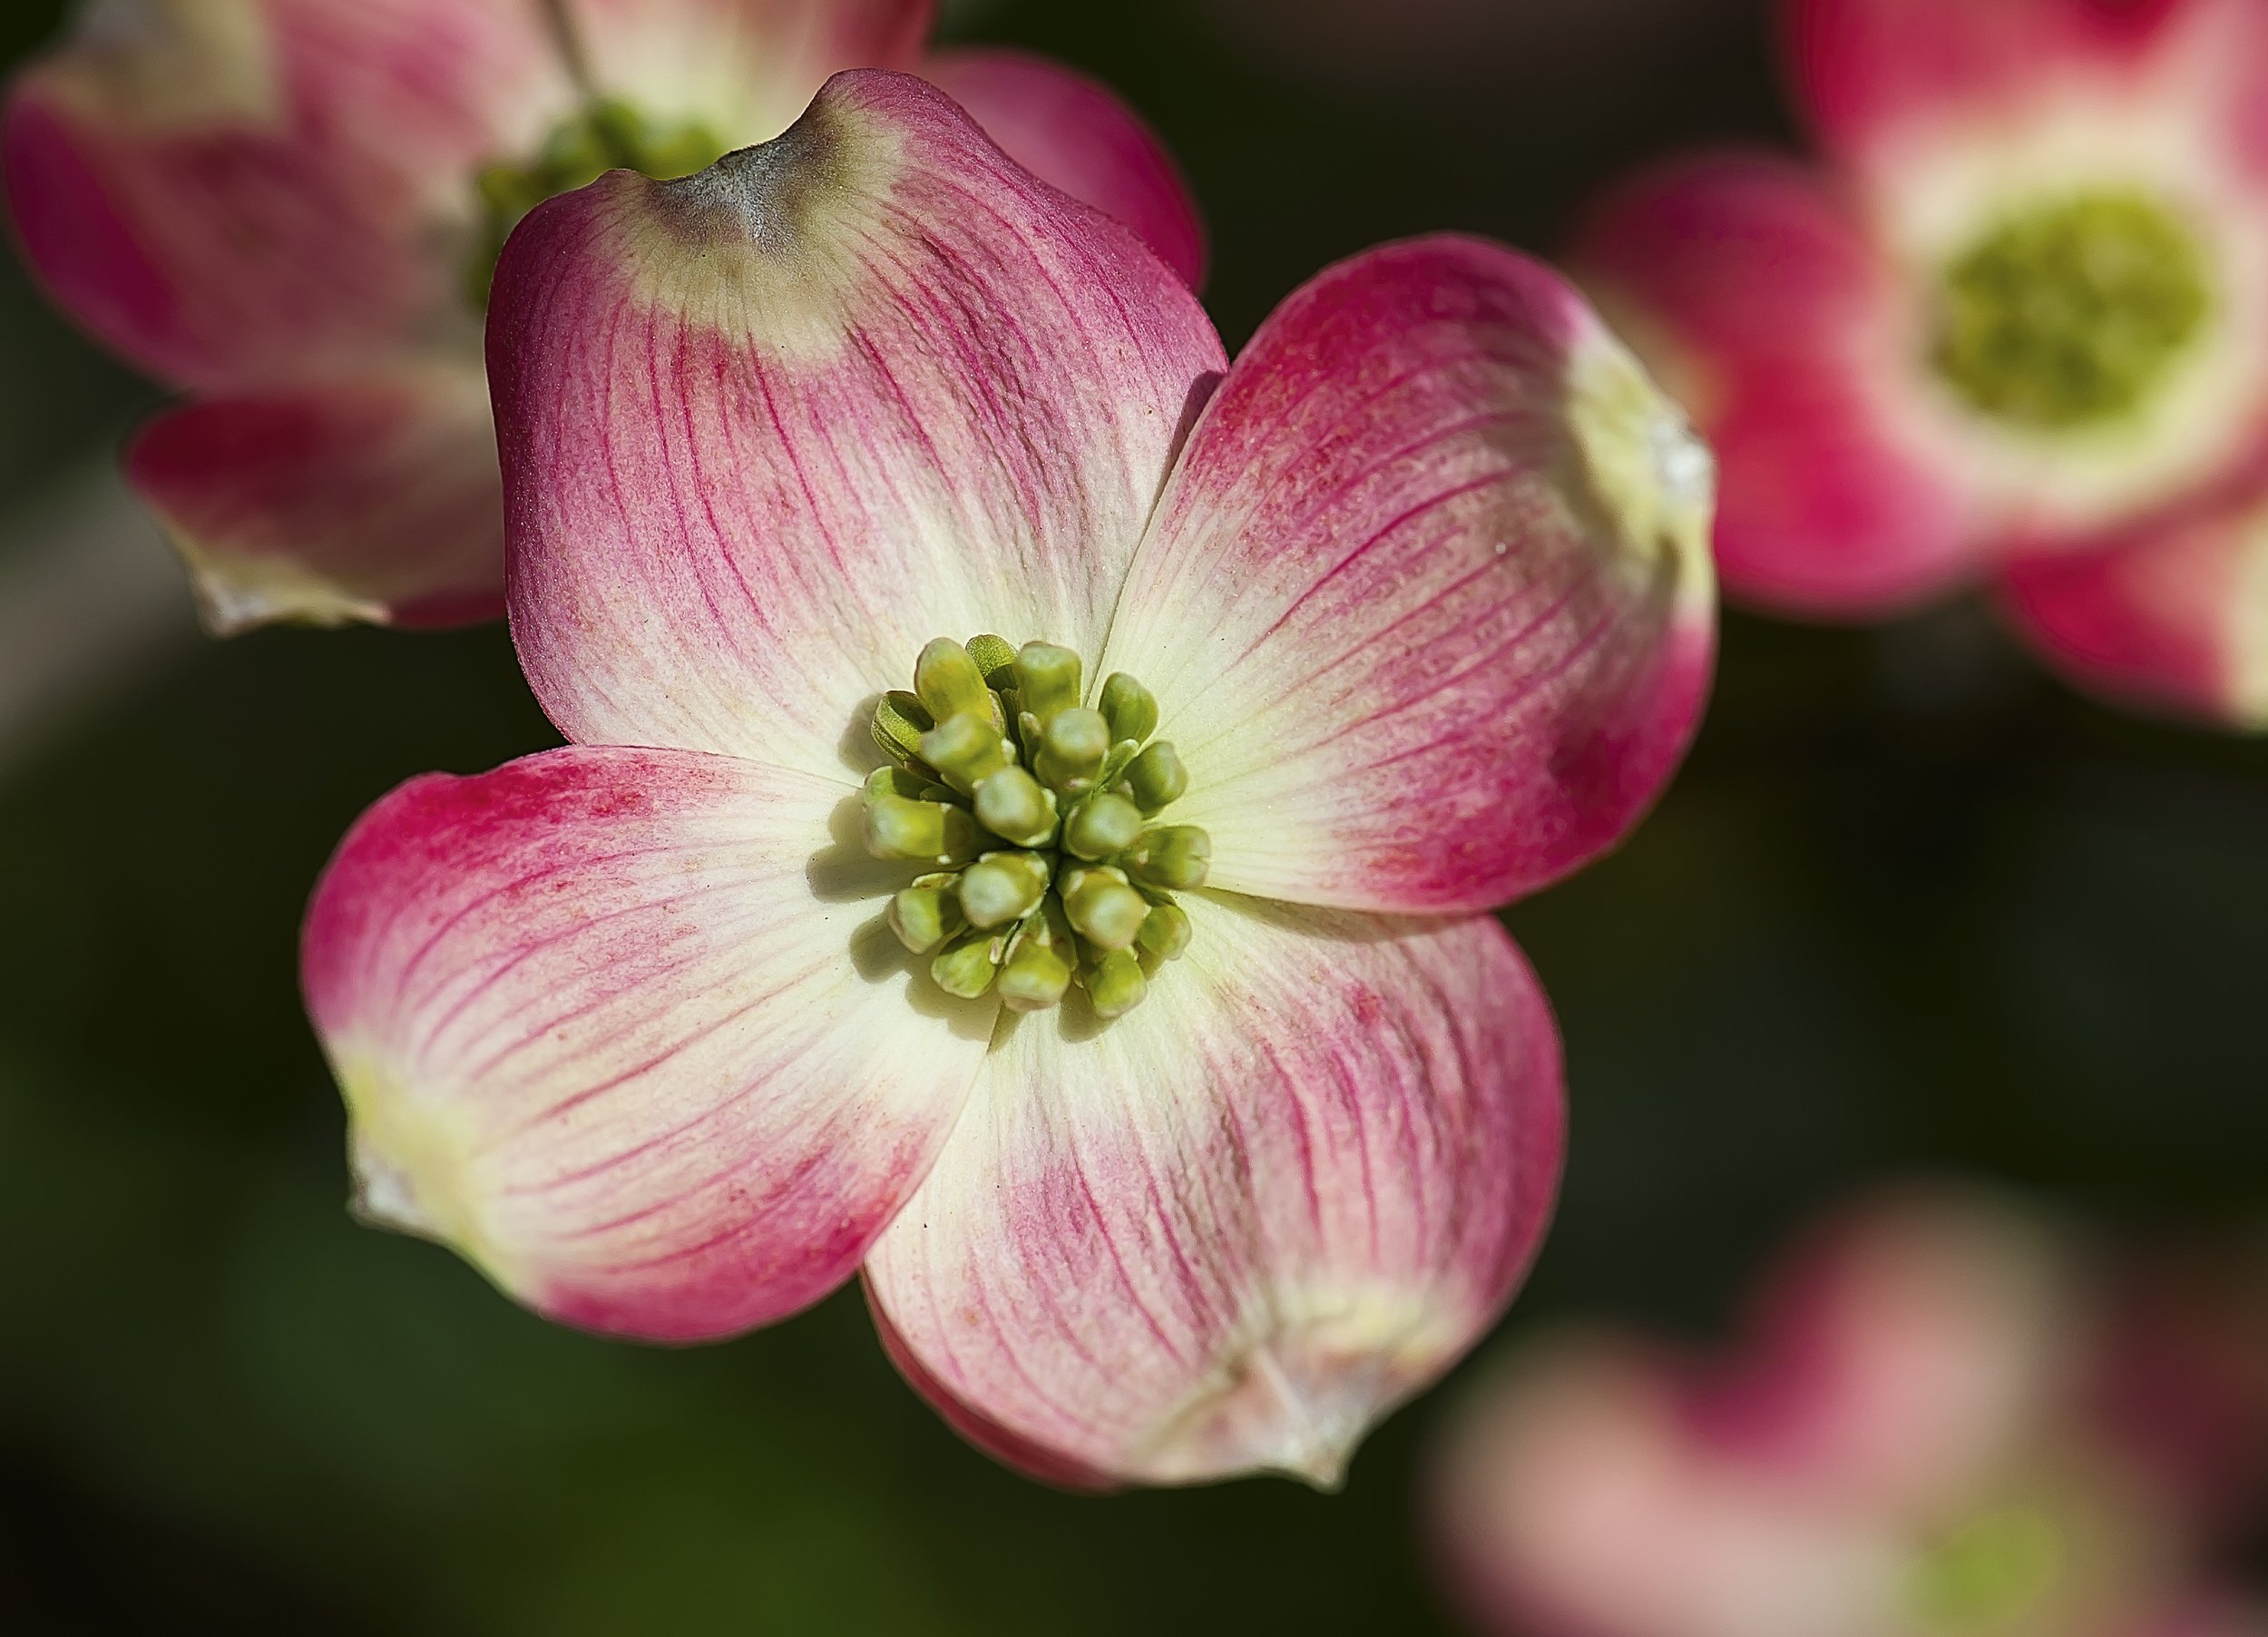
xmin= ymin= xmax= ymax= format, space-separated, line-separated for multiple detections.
xmin=1 ymin=0 xmax=1205 ymax=634
xmin=1575 ymin=0 xmax=2268 ymax=727
xmin=298 ymin=71 xmax=1716 ymax=1487
xmin=1432 ymin=1187 xmax=2268 ymax=1636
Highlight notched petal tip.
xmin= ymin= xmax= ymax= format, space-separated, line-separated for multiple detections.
xmin=1139 ymin=1295 xmax=1474 ymax=1489
xmin=178 ymin=544 xmax=394 ymax=636
xmin=1561 ymin=319 xmax=1718 ymax=617
xmin=503 ymin=70 xmax=925 ymax=368
xmin=333 ymin=1046 xmax=517 ymax=1290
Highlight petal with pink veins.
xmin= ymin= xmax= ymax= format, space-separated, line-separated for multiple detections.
xmin=1575 ymin=152 xmax=1992 ymax=616
xmin=863 ymin=900 xmax=1564 ymax=1489
xmin=1997 ymin=505 xmax=2268 ymax=729
xmin=490 ymin=70 xmax=1227 ymax=781
xmin=126 ymin=362 xmax=504 ymax=633
xmin=565 ymin=0 xmax=933 ymax=146
xmin=1101 ymin=235 xmax=1715 ymax=915
xmin=2 ymin=0 xmax=567 ymax=389
xmin=922 ymin=46 xmax=1208 ymax=289
xmin=301 ymin=744 xmax=991 ymax=1343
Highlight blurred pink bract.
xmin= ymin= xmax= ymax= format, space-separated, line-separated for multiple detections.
xmin=0 ymin=0 xmax=1206 ymax=633
xmin=1576 ymin=0 xmax=2268 ymax=727
xmin=1431 ymin=1185 xmax=2268 ymax=1637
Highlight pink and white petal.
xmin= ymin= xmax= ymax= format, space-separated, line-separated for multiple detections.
xmin=1430 ymin=1336 xmax=1901 ymax=1637
xmin=126 ymin=363 xmax=504 ymax=634
xmin=567 ymin=0 xmax=932 ymax=147
xmin=1101 ymin=235 xmax=1714 ymax=916
xmin=491 ymin=70 xmax=1226 ymax=778
xmin=2 ymin=0 xmax=566 ymax=390
xmin=1997 ymin=503 xmax=2268 ymax=729
xmin=1576 ymin=152 xmax=1993 ymax=615
xmin=864 ymin=900 xmax=1564 ymax=1489
xmin=1784 ymin=0 xmax=2186 ymax=171
xmin=922 ymin=47 xmax=1208 ymax=289
xmin=302 ymin=745 xmax=990 ymax=1343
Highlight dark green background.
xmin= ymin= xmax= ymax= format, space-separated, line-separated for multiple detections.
xmin=3 ymin=1 xmax=2263 ymax=1630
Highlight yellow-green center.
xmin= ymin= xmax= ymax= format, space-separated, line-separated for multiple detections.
xmin=1931 ymin=190 xmax=2213 ymax=431
xmin=1905 ymin=1505 xmax=2063 ymax=1634
xmin=862 ymin=637 xmax=1208 ymax=1022
xmin=465 ymin=100 xmax=728 ymax=308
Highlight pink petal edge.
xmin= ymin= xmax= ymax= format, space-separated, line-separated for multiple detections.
xmin=302 ymin=744 xmax=990 ymax=1342
xmin=489 ymin=69 xmax=1227 ymax=781
xmin=865 ymin=903 xmax=1565 ymax=1489
xmin=922 ymin=45 xmax=1208 ymax=289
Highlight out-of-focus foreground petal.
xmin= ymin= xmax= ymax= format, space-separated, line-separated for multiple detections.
xmin=1784 ymin=0 xmax=2187 ymax=172
xmin=2 ymin=0 xmax=563 ymax=388
xmin=490 ymin=70 xmax=1226 ymax=781
xmin=1575 ymin=152 xmax=1989 ymax=616
xmin=1106 ymin=235 xmax=1715 ymax=916
xmin=566 ymin=0 xmax=932 ymax=144
xmin=302 ymin=745 xmax=991 ymax=1342
xmin=922 ymin=46 xmax=1208 ymax=289
xmin=124 ymin=364 xmax=503 ymax=633
xmin=1997 ymin=504 xmax=2268 ymax=728
xmin=864 ymin=901 xmax=1563 ymax=1489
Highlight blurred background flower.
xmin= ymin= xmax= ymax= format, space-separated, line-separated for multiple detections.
xmin=1575 ymin=0 xmax=2268 ymax=726
xmin=0 ymin=0 xmax=2265 ymax=1632
xmin=1429 ymin=1186 xmax=2268 ymax=1637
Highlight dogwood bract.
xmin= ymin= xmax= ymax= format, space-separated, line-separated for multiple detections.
xmin=301 ymin=71 xmax=1716 ymax=1487
xmin=2 ymin=0 xmax=1203 ymax=632
xmin=1576 ymin=0 xmax=2268 ymax=726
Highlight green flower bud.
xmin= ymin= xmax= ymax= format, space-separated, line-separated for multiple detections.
xmin=958 ymin=853 xmax=1050 ymax=930
xmin=920 ymin=711 xmax=1012 ymax=795
xmin=1062 ymin=869 xmax=1149 ymax=950
xmin=931 ymin=934 xmax=1001 ymax=999
xmin=865 ymin=765 xmax=931 ymax=802
xmin=1121 ymin=740 xmax=1188 ymax=813
xmin=1125 ymin=824 xmax=1210 ymax=890
xmin=864 ymin=795 xmax=979 ymax=866
xmin=964 ymin=633 xmax=1019 ymax=688
xmin=1099 ymin=672 xmax=1159 ymax=746
xmin=1062 ymin=792 xmax=1145 ymax=861
xmin=1085 ymin=947 xmax=1149 ymax=1018
xmin=872 ymin=690 xmax=933 ymax=765
xmin=915 ymin=637 xmax=993 ymax=723
xmin=997 ymin=936 xmax=1072 ymax=1013
xmin=1013 ymin=642 xmax=1083 ymax=726
xmin=1034 ymin=708 xmax=1110 ymax=794
xmin=973 ymin=767 xmax=1057 ymax=848
xmin=888 ymin=885 xmax=964 ymax=954
xmin=1136 ymin=900 xmax=1193 ymax=961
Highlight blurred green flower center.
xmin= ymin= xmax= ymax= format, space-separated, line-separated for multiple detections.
xmin=1905 ymin=1505 xmax=2063 ymax=1634
xmin=861 ymin=637 xmax=1208 ymax=1022
xmin=1931 ymin=191 xmax=2212 ymax=431
xmin=465 ymin=101 xmax=728 ymax=309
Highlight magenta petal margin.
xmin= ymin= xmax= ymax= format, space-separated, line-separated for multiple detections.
xmin=863 ymin=905 xmax=1564 ymax=1489
xmin=922 ymin=46 xmax=1208 ymax=289
xmin=1112 ymin=235 xmax=1716 ymax=911
xmin=308 ymin=70 xmax=1713 ymax=1487
xmin=302 ymin=745 xmax=990 ymax=1342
